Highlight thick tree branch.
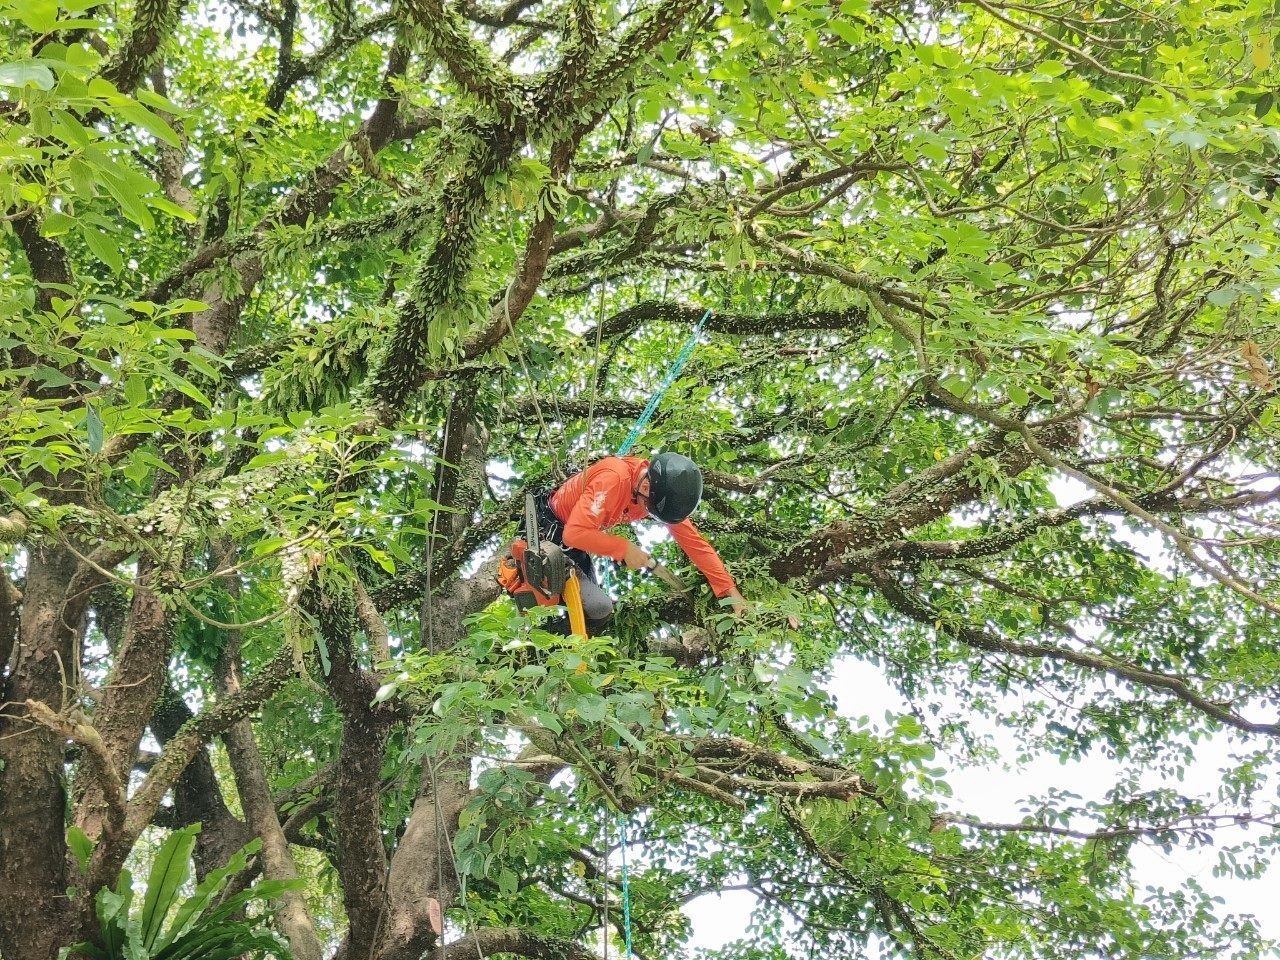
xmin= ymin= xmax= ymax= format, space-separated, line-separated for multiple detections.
xmin=395 ymin=0 xmax=526 ymax=118
xmin=99 ymin=0 xmax=191 ymax=97
xmin=217 ymin=602 xmax=324 ymax=960
xmin=582 ymin=299 xmax=869 ymax=340
xmin=266 ymin=11 xmax=398 ymax=111
xmin=313 ymin=588 xmax=394 ymax=957
xmin=24 ymin=700 xmax=126 ymax=845
xmin=771 ymin=420 xmax=1079 ymax=584
xmin=439 ymin=927 xmax=599 ymax=960
xmin=90 ymin=646 xmax=297 ymax=890
xmin=929 ymin=385 xmax=1280 ymax=616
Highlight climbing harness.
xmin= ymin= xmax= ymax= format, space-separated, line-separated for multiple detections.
xmin=496 ymin=493 xmax=589 ymax=637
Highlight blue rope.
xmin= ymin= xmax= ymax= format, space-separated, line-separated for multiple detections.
xmin=618 ymin=814 xmax=634 ymax=960
xmin=615 ymin=309 xmax=711 ymax=456
xmin=610 ymin=307 xmax=710 ymax=960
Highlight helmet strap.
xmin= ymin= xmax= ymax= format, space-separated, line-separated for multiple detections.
xmin=632 ymin=470 xmax=649 ymax=505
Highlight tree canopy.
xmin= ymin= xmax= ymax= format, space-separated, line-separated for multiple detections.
xmin=2 ymin=0 xmax=1279 ymax=958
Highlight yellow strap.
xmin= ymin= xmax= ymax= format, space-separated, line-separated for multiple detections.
xmin=563 ymin=570 xmax=588 ymax=638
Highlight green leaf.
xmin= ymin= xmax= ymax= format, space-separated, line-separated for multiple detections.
xmin=140 ymin=824 xmax=199 ymax=948
xmin=34 ymin=365 xmax=73 ymax=388
xmin=66 ymin=825 xmax=94 ymax=873
xmin=97 ymin=171 xmax=156 ymax=230
xmin=748 ymin=0 xmax=774 ymax=26
xmin=124 ymin=376 xmax=148 ymax=407
xmin=16 ymin=0 xmax=57 ymax=32
xmin=573 ymin=694 xmax=608 ymax=723
xmin=85 ymin=405 xmax=103 ymax=454
xmin=0 ymin=61 xmax=56 ymax=91
xmin=97 ymin=870 xmax=132 ymax=956
xmin=82 ymin=227 xmax=124 ymax=274
xmin=316 ymin=629 xmax=331 ymax=676
xmin=161 ymin=839 xmax=261 ymax=947
xmin=113 ymin=99 xmax=183 ymax=148
xmin=41 ymin=212 xmax=76 ymax=237
xmin=148 ymin=195 xmax=197 ymax=222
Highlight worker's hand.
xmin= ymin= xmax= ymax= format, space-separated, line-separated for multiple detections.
xmin=623 ymin=543 xmax=652 ymax=571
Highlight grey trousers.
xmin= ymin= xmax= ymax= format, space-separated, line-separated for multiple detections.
xmin=574 ymin=568 xmax=614 ymax=624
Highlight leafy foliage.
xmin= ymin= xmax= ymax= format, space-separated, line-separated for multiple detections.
xmin=1 ymin=0 xmax=1279 ymax=959
xmin=61 ymin=827 xmax=295 ymax=960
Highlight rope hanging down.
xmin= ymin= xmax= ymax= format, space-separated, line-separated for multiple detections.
xmin=418 ymin=306 xmax=712 ymax=960
xmin=615 ymin=308 xmax=712 ymax=456
xmin=610 ymin=307 xmax=711 ymax=960
xmin=618 ymin=814 xmax=635 ymax=960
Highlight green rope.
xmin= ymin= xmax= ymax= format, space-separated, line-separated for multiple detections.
xmin=618 ymin=814 xmax=634 ymax=960
xmin=616 ymin=308 xmax=711 ymax=456
xmin=610 ymin=307 xmax=711 ymax=960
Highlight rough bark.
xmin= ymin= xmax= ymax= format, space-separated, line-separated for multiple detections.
xmin=0 ymin=546 xmax=87 ymax=959
xmin=584 ymin=299 xmax=870 ymax=340
xmin=770 ymin=420 xmax=1080 ymax=585
xmin=75 ymin=558 xmax=174 ymax=841
xmin=317 ymin=591 xmax=393 ymax=958
xmin=99 ymin=0 xmax=191 ymax=97
xmin=11 ymin=211 xmax=73 ymax=315
xmin=374 ymin=555 xmax=504 ymax=957
xmin=378 ymin=755 xmax=472 ymax=960
xmin=86 ymin=645 xmax=297 ymax=894
xmin=150 ymin=682 xmax=253 ymax=880
xmin=218 ymin=629 xmax=325 ymax=960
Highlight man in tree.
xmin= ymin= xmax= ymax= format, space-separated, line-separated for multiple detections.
xmin=528 ymin=452 xmax=746 ymax=634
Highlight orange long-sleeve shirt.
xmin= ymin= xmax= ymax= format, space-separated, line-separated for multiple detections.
xmin=548 ymin=456 xmax=738 ymax=598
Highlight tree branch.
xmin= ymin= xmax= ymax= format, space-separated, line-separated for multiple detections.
xmin=91 ymin=646 xmax=297 ymax=890
xmin=873 ymin=573 xmax=1280 ymax=738
xmin=395 ymin=0 xmax=526 ymax=119
xmin=99 ymin=0 xmax=191 ymax=97
xmin=439 ymin=927 xmax=599 ymax=960
xmin=581 ymin=299 xmax=869 ymax=341
xmin=24 ymin=700 xmax=126 ymax=845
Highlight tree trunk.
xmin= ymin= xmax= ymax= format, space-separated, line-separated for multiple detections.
xmin=218 ymin=629 xmax=325 ymax=960
xmin=74 ymin=558 xmax=174 ymax=842
xmin=379 ymin=755 xmax=473 ymax=960
xmin=0 ymin=547 xmax=86 ymax=959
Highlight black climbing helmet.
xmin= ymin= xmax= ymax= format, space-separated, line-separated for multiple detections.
xmin=647 ymin=452 xmax=703 ymax=523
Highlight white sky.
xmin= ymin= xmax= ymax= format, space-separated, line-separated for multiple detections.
xmin=682 ymin=652 xmax=1279 ymax=952
xmin=680 ymin=476 xmax=1280 ymax=953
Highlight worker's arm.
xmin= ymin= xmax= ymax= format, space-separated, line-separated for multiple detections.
xmin=665 ymin=518 xmax=739 ymax=600
xmin=559 ymin=466 xmax=632 ymax=561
